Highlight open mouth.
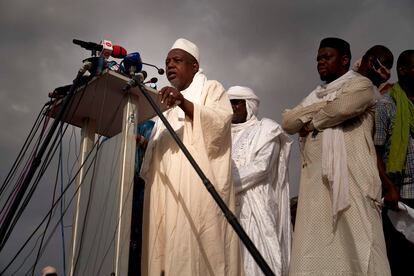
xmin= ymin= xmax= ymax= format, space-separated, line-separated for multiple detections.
xmin=167 ymin=71 xmax=176 ymax=81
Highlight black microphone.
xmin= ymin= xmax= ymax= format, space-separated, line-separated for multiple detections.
xmin=73 ymin=39 xmax=103 ymax=51
xmin=144 ymin=77 xmax=158 ymax=84
xmin=73 ymin=39 xmax=128 ymax=58
xmin=122 ymin=71 xmax=148 ymax=91
xmin=142 ymin=62 xmax=165 ymax=75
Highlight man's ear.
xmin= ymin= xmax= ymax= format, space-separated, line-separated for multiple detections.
xmin=193 ymin=62 xmax=199 ymax=74
xmin=341 ymin=55 xmax=350 ymax=67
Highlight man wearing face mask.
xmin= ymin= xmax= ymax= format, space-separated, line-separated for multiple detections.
xmin=374 ymin=50 xmax=414 ymax=276
xmin=140 ymin=38 xmax=242 ymax=276
xmin=282 ymin=39 xmax=393 ymax=275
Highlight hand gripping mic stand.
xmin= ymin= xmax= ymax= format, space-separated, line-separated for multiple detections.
xmin=129 ymin=80 xmax=275 ymax=276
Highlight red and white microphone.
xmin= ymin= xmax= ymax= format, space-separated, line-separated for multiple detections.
xmin=73 ymin=38 xmax=127 ymax=59
xmin=111 ymin=45 xmax=127 ymax=58
xmin=98 ymin=40 xmax=128 ymax=59
xmin=99 ymin=40 xmax=114 ymax=59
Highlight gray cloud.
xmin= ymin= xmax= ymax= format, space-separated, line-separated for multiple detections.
xmin=1 ymin=0 xmax=414 ymax=274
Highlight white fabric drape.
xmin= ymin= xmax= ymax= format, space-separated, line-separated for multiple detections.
xmin=300 ymin=70 xmax=356 ymax=223
xmin=232 ymin=117 xmax=292 ymax=276
xmin=141 ymin=69 xmax=206 ymax=175
xmin=177 ymin=69 xmax=206 ymax=121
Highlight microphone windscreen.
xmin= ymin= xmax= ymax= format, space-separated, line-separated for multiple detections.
xmin=112 ymin=45 xmax=127 ymax=58
xmin=121 ymin=52 xmax=143 ymax=74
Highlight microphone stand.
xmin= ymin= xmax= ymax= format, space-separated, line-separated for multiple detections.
xmin=134 ymin=81 xmax=275 ymax=276
xmin=0 ymin=60 xmax=97 ymax=250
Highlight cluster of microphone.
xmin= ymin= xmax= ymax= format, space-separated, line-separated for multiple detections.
xmin=49 ymin=39 xmax=163 ymax=98
xmin=72 ymin=38 xmax=164 ymax=76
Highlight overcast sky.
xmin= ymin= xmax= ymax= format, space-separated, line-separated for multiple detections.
xmin=1 ymin=0 xmax=414 ymax=274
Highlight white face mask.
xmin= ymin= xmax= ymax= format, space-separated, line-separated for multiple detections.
xmin=388 ymin=202 xmax=414 ymax=244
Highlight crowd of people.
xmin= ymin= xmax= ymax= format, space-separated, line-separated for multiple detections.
xmin=129 ymin=37 xmax=414 ymax=276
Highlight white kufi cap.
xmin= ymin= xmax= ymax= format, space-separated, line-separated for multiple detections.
xmin=171 ymin=38 xmax=200 ymax=64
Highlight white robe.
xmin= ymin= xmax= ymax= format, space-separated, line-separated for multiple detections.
xmin=141 ymin=80 xmax=243 ymax=276
xmin=232 ymin=117 xmax=292 ymax=276
xmin=283 ymin=74 xmax=391 ymax=276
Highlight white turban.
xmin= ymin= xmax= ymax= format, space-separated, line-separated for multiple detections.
xmin=171 ymin=38 xmax=200 ymax=64
xmin=227 ymin=86 xmax=260 ymax=121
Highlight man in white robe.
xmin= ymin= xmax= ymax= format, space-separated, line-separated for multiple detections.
xmin=140 ymin=38 xmax=242 ymax=276
xmin=228 ymin=86 xmax=292 ymax=276
xmin=282 ymin=39 xmax=393 ymax=275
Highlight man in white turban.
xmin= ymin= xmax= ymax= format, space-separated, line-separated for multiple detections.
xmin=140 ymin=38 xmax=242 ymax=276
xmin=228 ymin=86 xmax=292 ymax=276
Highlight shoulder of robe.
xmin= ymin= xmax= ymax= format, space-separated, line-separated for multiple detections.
xmin=260 ymin=118 xmax=281 ymax=129
xmin=205 ymin=79 xmax=226 ymax=94
xmin=259 ymin=118 xmax=285 ymax=138
xmin=202 ymin=80 xmax=227 ymax=103
xmin=343 ymin=74 xmax=373 ymax=92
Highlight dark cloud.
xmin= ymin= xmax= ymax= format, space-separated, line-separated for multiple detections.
xmin=1 ymin=0 xmax=414 ymax=274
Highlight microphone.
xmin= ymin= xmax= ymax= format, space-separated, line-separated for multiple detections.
xmin=73 ymin=39 xmax=102 ymax=51
xmin=73 ymin=39 xmax=127 ymax=58
xmin=112 ymin=45 xmax=127 ymax=58
xmin=122 ymin=71 xmax=147 ymax=91
xmin=145 ymin=77 xmax=158 ymax=84
xmin=99 ymin=40 xmax=113 ymax=59
xmin=144 ymin=77 xmax=158 ymax=89
xmin=120 ymin=52 xmax=143 ymax=75
xmin=142 ymin=62 xmax=165 ymax=75
xmin=98 ymin=40 xmax=128 ymax=59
